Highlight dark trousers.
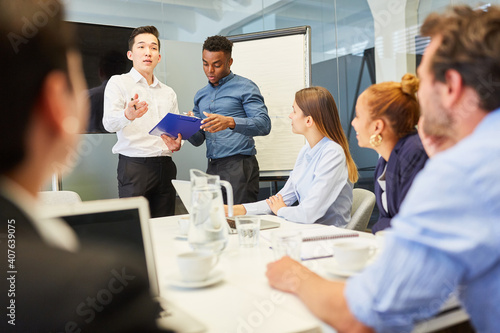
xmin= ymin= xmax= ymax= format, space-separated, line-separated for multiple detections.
xmin=118 ymin=154 xmax=177 ymax=218
xmin=207 ymin=154 xmax=259 ymax=205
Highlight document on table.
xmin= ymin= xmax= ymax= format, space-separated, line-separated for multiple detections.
xmin=261 ymin=226 xmax=358 ymax=260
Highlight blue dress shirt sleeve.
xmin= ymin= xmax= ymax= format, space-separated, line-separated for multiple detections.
xmin=345 ymin=233 xmax=462 ymax=333
xmin=232 ymin=80 xmax=271 ymax=137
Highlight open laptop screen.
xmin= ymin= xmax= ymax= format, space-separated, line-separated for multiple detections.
xmin=60 ymin=209 xmax=147 ymax=274
xmin=39 ymin=197 xmax=160 ymax=297
xmin=40 ymin=197 xmax=209 ymax=332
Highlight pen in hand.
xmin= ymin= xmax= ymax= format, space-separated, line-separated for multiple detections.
xmin=131 ymin=97 xmax=136 ymax=110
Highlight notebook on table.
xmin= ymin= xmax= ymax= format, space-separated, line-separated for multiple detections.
xmin=299 ymin=227 xmax=359 ymax=260
xmin=39 ymin=197 xmax=206 ymax=333
xmin=260 ymin=226 xmax=359 ymax=260
xmin=172 ymin=179 xmax=281 ymax=233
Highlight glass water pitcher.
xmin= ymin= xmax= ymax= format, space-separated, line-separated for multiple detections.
xmin=187 ymin=169 xmax=233 ymax=254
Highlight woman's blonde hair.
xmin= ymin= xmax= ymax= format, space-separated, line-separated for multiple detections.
xmin=364 ymin=73 xmax=420 ymax=138
xmin=295 ymin=86 xmax=358 ymax=183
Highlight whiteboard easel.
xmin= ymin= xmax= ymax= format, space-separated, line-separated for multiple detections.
xmin=228 ymin=26 xmax=311 ymax=177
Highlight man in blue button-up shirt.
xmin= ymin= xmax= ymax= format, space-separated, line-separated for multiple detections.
xmin=266 ymin=5 xmax=500 ymax=333
xmin=188 ymin=35 xmax=271 ymax=204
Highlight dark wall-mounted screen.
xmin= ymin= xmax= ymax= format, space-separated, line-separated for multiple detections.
xmin=70 ymin=22 xmax=134 ymax=133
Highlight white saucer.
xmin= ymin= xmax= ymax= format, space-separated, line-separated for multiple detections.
xmin=166 ymin=270 xmax=224 ymax=289
xmin=323 ymin=260 xmax=364 ymax=278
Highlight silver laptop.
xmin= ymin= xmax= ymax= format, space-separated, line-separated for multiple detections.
xmin=172 ymin=179 xmax=280 ymax=233
xmin=39 ymin=197 xmax=206 ymax=333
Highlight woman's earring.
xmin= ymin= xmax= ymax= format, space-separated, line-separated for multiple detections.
xmin=369 ymin=134 xmax=382 ymax=147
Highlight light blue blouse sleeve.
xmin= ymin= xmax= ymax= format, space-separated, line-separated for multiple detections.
xmin=277 ymin=145 xmax=348 ymax=224
xmin=242 ymin=169 xmax=297 ymax=216
xmin=242 ymin=199 xmax=272 ymax=215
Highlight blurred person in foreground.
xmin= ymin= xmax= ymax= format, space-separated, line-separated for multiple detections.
xmin=266 ymin=5 xmax=500 ymax=333
xmin=0 ymin=1 xmax=170 ymax=332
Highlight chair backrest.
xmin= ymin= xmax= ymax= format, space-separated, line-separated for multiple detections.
xmin=346 ymin=188 xmax=376 ymax=231
xmin=38 ymin=190 xmax=82 ymax=205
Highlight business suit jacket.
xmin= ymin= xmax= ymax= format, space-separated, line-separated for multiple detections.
xmin=372 ymin=132 xmax=428 ymax=234
xmin=0 ymin=193 xmax=172 ymax=333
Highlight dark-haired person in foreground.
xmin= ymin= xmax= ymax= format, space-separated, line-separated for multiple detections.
xmin=266 ymin=5 xmax=500 ymax=333
xmin=0 ymin=1 xmax=170 ymax=332
xmin=188 ymin=35 xmax=271 ymax=204
xmin=103 ymin=26 xmax=181 ymax=218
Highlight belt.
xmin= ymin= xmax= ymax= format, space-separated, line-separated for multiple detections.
xmin=119 ymin=154 xmax=172 ymax=163
xmin=208 ymin=154 xmax=252 ymax=163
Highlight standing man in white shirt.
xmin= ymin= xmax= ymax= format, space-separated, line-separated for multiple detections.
xmin=104 ymin=26 xmax=182 ymax=217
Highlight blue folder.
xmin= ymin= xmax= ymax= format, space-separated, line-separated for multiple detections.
xmin=149 ymin=113 xmax=202 ymax=140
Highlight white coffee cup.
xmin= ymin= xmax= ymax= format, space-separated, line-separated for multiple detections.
xmin=176 ymin=252 xmax=218 ymax=282
xmin=332 ymin=239 xmax=376 ymax=271
xmin=178 ymin=216 xmax=190 ymax=236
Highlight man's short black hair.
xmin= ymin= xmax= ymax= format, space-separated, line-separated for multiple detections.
xmin=0 ymin=0 xmax=76 ymax=174
xmin=203 ymin=35 xmax=233 ymax=57
xmin=128 ymin=26 xmax=160 ymax=51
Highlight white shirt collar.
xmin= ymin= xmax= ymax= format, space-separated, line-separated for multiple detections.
xmin=0 ymin=177 xmax=79 ymax=252
xmin=130 ymin=67 xmax=160 ymax=87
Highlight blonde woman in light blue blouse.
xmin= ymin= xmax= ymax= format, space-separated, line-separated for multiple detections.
xmin=232 ymin=87 xmax=358 ymax=227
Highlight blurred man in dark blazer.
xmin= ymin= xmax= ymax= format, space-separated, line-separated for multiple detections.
xmin=0 ymin=1 xmax=170 ymax=332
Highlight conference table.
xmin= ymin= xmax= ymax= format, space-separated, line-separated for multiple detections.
xmin=149 ymin=215 xmax=468 ymax=333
